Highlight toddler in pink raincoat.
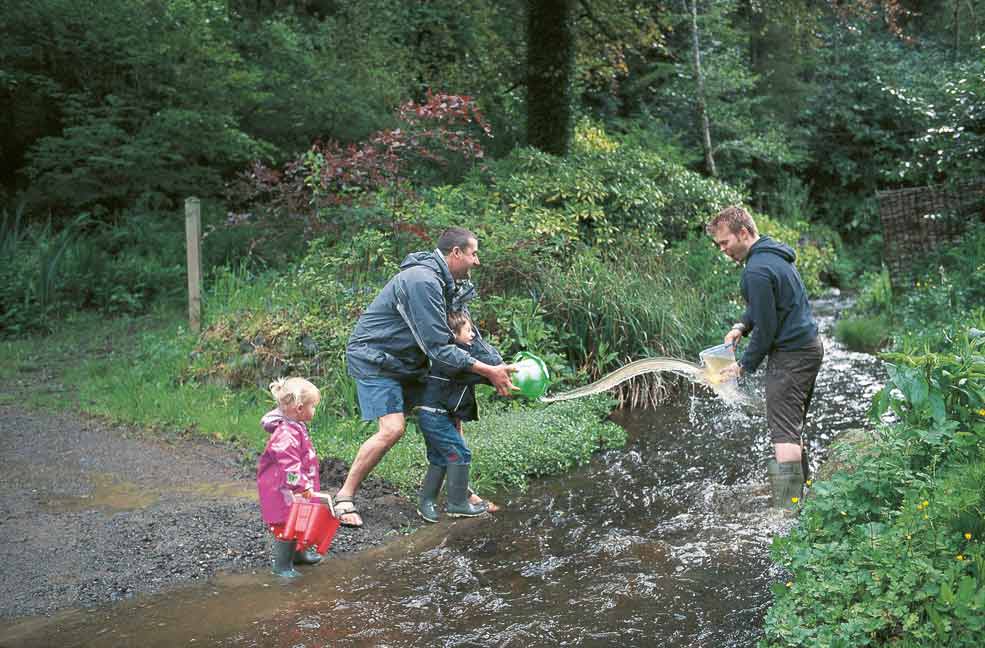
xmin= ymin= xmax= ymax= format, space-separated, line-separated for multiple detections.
xmin=257 ymin=377 xmax=322 ymax=578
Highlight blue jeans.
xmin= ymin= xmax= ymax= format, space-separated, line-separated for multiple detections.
xmin=417 ymin=409 xmax=471 ymax=466
xmin=354 ymin=376 xmax=421 ymax=421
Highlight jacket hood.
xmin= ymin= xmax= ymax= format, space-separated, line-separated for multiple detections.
xmin=400 ymin=249 xmax=451 ymax=277
xmin=400 ymin=249 xmax=476 ymax=309
xmin=747 ymin=236 xmax=796 ymax=263
xmin=261 ymin=408 xmax=300 ymax=434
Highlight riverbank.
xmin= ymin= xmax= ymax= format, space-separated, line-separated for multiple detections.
xmin=0 ymin=400 xmax=418 ymax=624
xmin=0 ymin=308 xmax=622 ymax=627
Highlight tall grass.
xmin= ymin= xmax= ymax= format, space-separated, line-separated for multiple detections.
xmin=833 ymin=315 xmax=891 ymax=352
xmin=206 ymin=262 xmax=286 ymax=319
xmin=33 ymin=214 xmax=88 ymax=310
xmin=540 ymin=247 xmax=734 ymax=406
xmin=0 ymin=202 xmax=26 ymax=259
xmin=1 ymin=206 xmax=87 ymax=334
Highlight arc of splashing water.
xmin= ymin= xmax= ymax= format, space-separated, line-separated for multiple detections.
xmin=539 ymin=357 xmax=707 ymax=403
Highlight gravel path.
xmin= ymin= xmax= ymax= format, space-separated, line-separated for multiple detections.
xmin=0 ymin=405 xmax=418 ymax=622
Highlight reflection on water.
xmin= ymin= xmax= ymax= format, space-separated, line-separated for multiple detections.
xmin=38 ymin=476 xmax=255 ymax=514
xmin=40 ymin=473 xmax=160 ymax=513
xmin=0 ymin=297 xmax=885 ymax=648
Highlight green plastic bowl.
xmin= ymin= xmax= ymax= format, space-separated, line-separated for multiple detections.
xmin=511 ymin=351 xmax=550 ymax=400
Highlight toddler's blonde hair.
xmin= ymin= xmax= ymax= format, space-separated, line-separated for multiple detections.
xmin=269 ymin=377 xmax=321 ymax=408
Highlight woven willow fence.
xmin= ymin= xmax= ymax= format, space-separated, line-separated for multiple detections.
xmin=877 ymin=178 xmax=985 ymax=291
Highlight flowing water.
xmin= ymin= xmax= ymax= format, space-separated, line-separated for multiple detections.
xmin=1 ymin=296 xmax=886 ymax=647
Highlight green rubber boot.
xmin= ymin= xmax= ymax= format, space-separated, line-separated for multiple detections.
xmin=293 ymin=546 xmax=323 ymax=565
xmin=272 ymin=539 xmax=302 ymax=578
xmin=445 ymin=464 xmax=488 ymax=517
xmin=417 ymin=464 xmax=446 ymax=523
xmin=767 ymin=459 xmax=805 ymax=510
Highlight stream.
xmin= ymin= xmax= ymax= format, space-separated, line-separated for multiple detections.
xmin=0 ymin=296 xmax=886 ymax=647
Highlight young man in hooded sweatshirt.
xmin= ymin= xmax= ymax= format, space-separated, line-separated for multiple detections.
xmin=337 ymin=227 xmax=517 ymax=527
xmin=707 ymin=206 xmax=824 ymax=510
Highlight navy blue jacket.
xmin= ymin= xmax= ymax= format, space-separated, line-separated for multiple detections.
xmin=420 ymin=331 xmax=504 ymax=422
xmin=738 ymin=237 xmax=818 ymax=373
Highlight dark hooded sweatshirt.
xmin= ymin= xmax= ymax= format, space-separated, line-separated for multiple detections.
xmin=346 ymin=249 xmax=496 ymax=381
xmin=738 ymin=236 xmax=818 ymax=374
xmin=420 ymin=330 xmax=504 ymax=422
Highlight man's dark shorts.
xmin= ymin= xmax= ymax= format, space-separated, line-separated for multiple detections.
xmin=354 ymin=376 xmax=422 ymax=421
xmin=765 ymin=337 xmax=824 ymax=444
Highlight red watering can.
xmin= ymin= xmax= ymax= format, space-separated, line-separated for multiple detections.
xmin=282 ymin=491 xmax=340 ymax=555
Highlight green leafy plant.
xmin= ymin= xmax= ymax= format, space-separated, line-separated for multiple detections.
xmin=762 ymin=331 xmax=985 ymax=647
xmin=834 ymin=316 xmax=891 ymax=353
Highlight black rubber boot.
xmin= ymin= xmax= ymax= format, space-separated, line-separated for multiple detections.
xmin=417 ymin=464 xmax=446 ymax=523
xmin=767 ymin=459 xmax=804 ymax=510
xmin=272 ymin=539 xmax=301 ymax=578
xmin=445 ymin=464 xmax=488 ymax=517
xmin=293 ymin=546 xmax=323 ymax=565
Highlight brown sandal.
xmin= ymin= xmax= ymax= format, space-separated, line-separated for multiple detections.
xmin=334 ymin=496 xmax=363 ymax=528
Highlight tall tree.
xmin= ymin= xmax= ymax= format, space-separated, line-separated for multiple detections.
xmin=527 ymin=0 xmax=576 ymax=155
xmin=684 ymin=0 xmax=717 ymax=176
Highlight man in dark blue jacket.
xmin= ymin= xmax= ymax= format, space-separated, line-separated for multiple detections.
xmin=707 ymin=206 xmax=824 ymax=510
xmin=337 ymin=227 xmax=516 ymax=527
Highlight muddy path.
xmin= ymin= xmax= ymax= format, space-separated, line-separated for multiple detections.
xmin=0 ymin=404 xmax=418 ymax=625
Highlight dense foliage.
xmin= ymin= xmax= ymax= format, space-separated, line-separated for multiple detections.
xmin=764 ymin=224 xmax=985 ymax=647
xmin=184 ymin=122 xmax=833 ymax=407
xmin=763 ymin=334 xmax=985 ymax=647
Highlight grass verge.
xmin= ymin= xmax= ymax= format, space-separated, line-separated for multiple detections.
xmin=7 ymin=307 xmax=626 ymax=499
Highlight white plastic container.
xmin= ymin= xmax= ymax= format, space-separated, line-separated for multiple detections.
xmin=699 ymin=343 xmax=738 ymax=388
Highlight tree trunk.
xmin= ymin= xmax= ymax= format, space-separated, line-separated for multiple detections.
xmin=684 ymin=0 xmax=717 ymax=177
xmin=526 ymin=0 xmax=575 ymax=156
xmin=953 ymin=0 xmax=961 ymax=62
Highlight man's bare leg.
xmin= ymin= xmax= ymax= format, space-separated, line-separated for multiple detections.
xmin=774 ymin=442 xmax=801 ymax=463
xmin=335 ymin=412 xmax=406 ymax=526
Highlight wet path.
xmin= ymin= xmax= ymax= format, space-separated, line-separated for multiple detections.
xmin=0 ymin=297 xmax=885 ymax=647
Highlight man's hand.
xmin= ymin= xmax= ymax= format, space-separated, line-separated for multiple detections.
xmin=719 ymin=361 xmax=743 ymax=381
xmin=724 ymin=327 xmax=743 ymax=347
xmin=472 ymin=361 xmax=519 ymax=396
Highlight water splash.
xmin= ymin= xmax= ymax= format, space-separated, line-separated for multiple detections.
xmin=541 ymin=357 xmax=758 ymax=408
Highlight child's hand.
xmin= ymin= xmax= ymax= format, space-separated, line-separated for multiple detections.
xmin=301 ymin=489 xmax=313 ymax=499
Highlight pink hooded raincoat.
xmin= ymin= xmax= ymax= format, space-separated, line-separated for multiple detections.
xmin=256 ymin=409 xmax=321 ymax=525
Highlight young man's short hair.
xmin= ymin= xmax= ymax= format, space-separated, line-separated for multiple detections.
xmin=706 ymin=206 xmax=758 ymax=237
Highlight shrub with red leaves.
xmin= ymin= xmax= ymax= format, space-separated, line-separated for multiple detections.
xmin=230 ymin=91 xmax=492 ymax=220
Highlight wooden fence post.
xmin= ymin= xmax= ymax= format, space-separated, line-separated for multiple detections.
xmin=185 ymin=197 xmax=202 ymax=333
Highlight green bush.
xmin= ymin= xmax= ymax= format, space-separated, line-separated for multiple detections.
xmin=485 ymin=120 xmax=745 ymax=251
xmin=539 ymin=247 xmax=728 ymax=382
xmin=842 ymin=223 xmax=985 ymax=354
xmin=189 ymin=122 xmax=835 ymax=410
xmin=0 ymin=198 xmax=312 ymax=335
xmin=853 ymin=267 xmax=894 ymax=317
xmin=761 ymin=333 xmax=985 ymax=647
xmin=834 ymin=316 xmax=891 ymax=353
xmin=184 ymin=230 xmax=398 ymax=416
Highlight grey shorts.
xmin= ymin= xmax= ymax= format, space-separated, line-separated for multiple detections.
xmin=765 ymin=337 xmax=824 ymax=444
